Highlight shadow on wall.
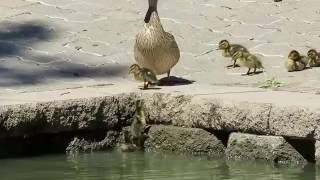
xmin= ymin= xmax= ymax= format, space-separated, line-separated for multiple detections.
xmin=0 ymin=21 xmax=128 ymax=87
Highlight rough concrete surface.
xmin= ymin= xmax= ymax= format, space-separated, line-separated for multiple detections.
xmin=0 ymin=0 xmax=320 ymax=102
xmin=315 ymin=141 xmax=320 ymax=165
xmin=66 ymin=131 xmax=119 ymax=153
xmin=0 ymin=94 xmax=138 ymax=137
xmin=226 ymin=133 xmax=307 ymax=164
xmin=144 ymin=125 xmax=225 ymax=156
xmin=1 ymin=92 xmax=320 ymax=140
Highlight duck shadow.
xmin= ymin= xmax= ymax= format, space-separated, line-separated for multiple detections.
xmin=138 ymin=87 xmax=162 ymax=90
xmin=157 ymin=76 xmax=195 ymax=86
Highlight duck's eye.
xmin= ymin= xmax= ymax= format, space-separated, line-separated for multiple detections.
xmin=147 ymin=72 xmax=151 ymax=75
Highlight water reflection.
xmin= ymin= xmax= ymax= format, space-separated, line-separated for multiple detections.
xmin=0 ymin=152 xmax=317 ymax=180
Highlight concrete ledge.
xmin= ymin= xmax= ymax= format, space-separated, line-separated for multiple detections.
xmin=0 ymin=94 xmax=137 ymax=137
xmin=0 ymin=92 xmax=320 ymax=140
xmin=144 ymin=125 xmax=225 ymax=156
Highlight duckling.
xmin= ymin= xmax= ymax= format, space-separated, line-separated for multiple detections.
xmin=232 ymin=50 xmax=264 ymax=75
xmin=285 ymin=50 xmax=306 ymax=72
xmin=218 ymin=40 xmax=248 ymax=68
xmin=130 ymin=100 xmax=148 ymax=149
xmin=134 ymin=0 xmax=180 ymax=78
xmin=129 ymin=64 xmax=158 ymax=89
xmin=307 ymin=49 xmax=320 ymax=67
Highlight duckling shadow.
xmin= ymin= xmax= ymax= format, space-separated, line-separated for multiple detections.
xmin=253 ymin=71 xmax=264 ymax=75
xmin=242 ymin=71 xmax=264 ymax=76
xmin=158 ymin=76 xmax=195 ymax=86
xmin=226 ymin=64 xmax=240 ymax=68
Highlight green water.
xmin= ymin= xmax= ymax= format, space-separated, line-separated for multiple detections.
xmin=0 ymin=152 xmax=317 ymax=180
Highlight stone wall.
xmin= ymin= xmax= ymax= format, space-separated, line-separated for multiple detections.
xmin=0 ymin=92 xmax=319 ymax=164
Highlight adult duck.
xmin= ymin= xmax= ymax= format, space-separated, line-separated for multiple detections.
xmin=134 ymin=0 xmax=180 ymax=77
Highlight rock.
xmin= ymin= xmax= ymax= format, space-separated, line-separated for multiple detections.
xmin=315 ymin=141 xmax=320 ymax=165
xmin=41 ymin=97 xmax=106 ymax=132
xmin=66 ymin=137 xmax=91 ymax=153
xmin=0 ymin=94 xmax=138 ymax=138
xmin=144 ymin=125 xmax=225 ymax=157
xmin=226 ymin=133 xmax=307 ymax=164
xmin=144 ymin=93 xmax=271 ymax=135
xmin=208 ymin=101 xmax=271 ymax=134
xmin=66 ymin=131 xmax=119 ymax=153
xmin=117 ymin=126 xmax=131 ymax=144
xmin=0 ymin=104 xmax=40 ymax=137
xmin=269 ymin=106 xmax=319 ymax=139
xmin=143 ymin=93 xmax=192 ymax=125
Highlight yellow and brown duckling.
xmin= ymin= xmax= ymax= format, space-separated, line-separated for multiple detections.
xmin=129 ymin=64 xmax=158 ymax=89
xmin=130 ymin=99 xmax=148 ymax=149
xmin=121 ymin=100 xmax=150 ymax=152
xmin=285 ymin=50 xmax=306 ymax=72
xmin=232 ymin=50 xmax=264 ymax=75
xmin=134 ymin=0 xmax=180 ymax=78
xmin=218 ymin=40 xmax=248 ymax=68
xmin=307 ymin=49 xmax=320 ymax=67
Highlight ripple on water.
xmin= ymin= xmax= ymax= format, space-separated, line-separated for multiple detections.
xmin=0 ymin=151 xmax=316 ymax=180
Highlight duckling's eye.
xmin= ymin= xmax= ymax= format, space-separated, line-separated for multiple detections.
xmin=147 ymin=72 xmax=151 ymax=75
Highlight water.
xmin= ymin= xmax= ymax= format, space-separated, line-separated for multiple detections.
xmin=0 ymin=152 xmax=317 ymax=180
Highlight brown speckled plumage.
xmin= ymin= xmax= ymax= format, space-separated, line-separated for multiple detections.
xmin=134 ymin=0 xmax=180 ymax=76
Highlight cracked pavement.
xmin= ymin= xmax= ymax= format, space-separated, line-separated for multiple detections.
xmin=1 ymin=0 xmax=320 ymax=105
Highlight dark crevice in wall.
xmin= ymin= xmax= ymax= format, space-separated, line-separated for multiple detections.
xmin=284 ymin=137 xmax=315 ymax=163
xmin=0 ymin=129 xmax=108 ymax=159
xmin=209 ymin=130 xmax=231 ymax=147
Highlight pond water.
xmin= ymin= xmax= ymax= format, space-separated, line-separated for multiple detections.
xmin=0 ymin=151 xmax=317 ymax=180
